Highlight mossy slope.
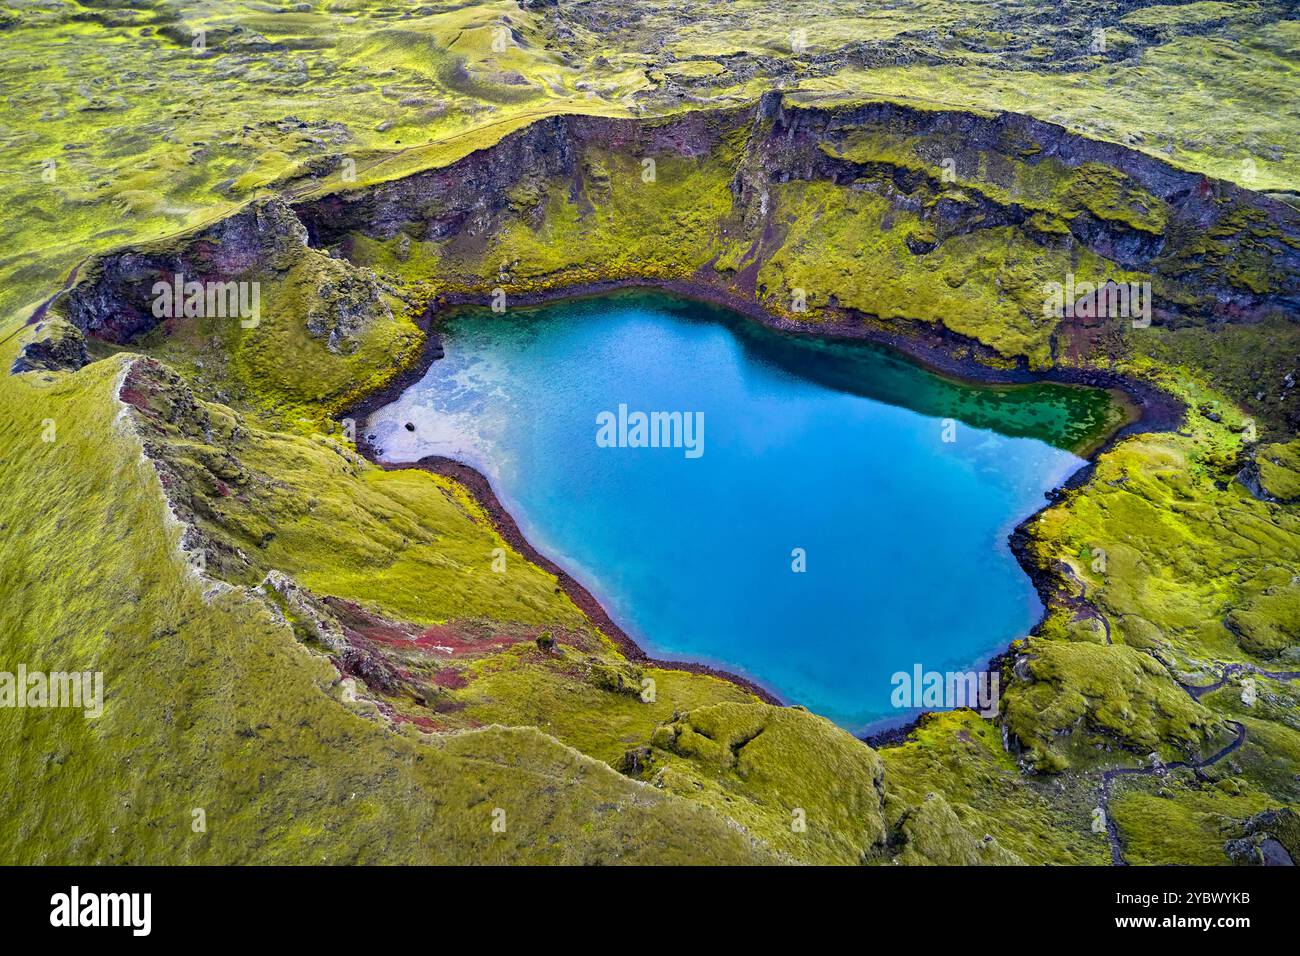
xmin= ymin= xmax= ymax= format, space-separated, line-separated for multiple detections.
xmin=0 ymin=347 xmax=799 ymax=863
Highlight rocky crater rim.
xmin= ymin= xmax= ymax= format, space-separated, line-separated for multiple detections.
xmin=340 ymin=281 xmax=1168 ymax=741
xmin=30 ymin=92 xmax=1300 ymax=338
xmin=25 ymin=92 xmax=1298 ymax=742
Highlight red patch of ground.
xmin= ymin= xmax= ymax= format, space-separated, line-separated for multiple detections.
xmin=410 ymin=624 xmax=529 ymax=655
xmin=322 ymin=596 xmax=422 ymax=647
xmin=430 ymin=667 xmax=468 ymax=689
xmin=347 ymin=623 xmax=420 ymax=646
xmin=117 ymin=386 xmax=153 ymax=410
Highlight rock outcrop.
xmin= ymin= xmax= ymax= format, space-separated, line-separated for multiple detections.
xmin=55 ymin=96 xmax=1299 ymax=368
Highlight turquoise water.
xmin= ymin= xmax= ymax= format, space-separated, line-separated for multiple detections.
xmin=366 ymin=293 xmax=1113 ymax=732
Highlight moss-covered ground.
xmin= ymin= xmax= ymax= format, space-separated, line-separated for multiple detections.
xmin=2 ymin=1 xmax=1297 ymax=865
xmin=0 ymin=344 xmax=795 ymax=863
xmin=6 ymin=0 xmax=1299 ymax=322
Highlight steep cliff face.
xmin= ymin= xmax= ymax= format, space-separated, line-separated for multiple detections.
xmin=292 ymin=108 xmax=744 ymax=250
xmin=738 ymin=94 xmax=1300 ymax=320
xmin=55 ymin=96 xmax=1298 ymax=370
xmin=63 ymin=200 xmax=312 ymax=344
xmin=280 ymin=94 xmax=1299 ymax=363
xmin=295 ymin=116 xmax=585 ymax=250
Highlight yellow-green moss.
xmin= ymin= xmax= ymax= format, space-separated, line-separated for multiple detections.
xmin=641 ymin=702 xmax=888 ymax=864
xmin=0 ymin=348 xmax=780 ymax=863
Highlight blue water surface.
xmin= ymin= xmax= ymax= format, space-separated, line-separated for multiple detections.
xmin=367 ymin=294 xmax=1095 ymax=732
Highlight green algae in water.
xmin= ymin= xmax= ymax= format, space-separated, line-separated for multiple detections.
xmin=712 ymin=307 xmax=1123 ymax=456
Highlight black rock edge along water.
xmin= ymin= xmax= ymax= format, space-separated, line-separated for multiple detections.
xmin=341 ymin=279 xmax=1179 ymax=742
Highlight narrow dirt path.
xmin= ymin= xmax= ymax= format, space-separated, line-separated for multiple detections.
xmin=1099 ymin=719 xmax=1247 ymax=865
xmin=1097 ymin=662 xmax=1300 ymax=865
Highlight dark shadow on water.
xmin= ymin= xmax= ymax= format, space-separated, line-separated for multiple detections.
xmin=447 ymin=290 xmax=1120 ymax=455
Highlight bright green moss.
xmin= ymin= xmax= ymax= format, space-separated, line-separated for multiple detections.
xmin=107 ymin=230 xmax=425 ymax=431
xmin=1003 ymin=641 xmax=1217 ymax=771
xmin=452 ymin=645 xmax=756 ymax=767
xmin=1256 ymin=440 xmax=1300 ymax=501
xmin=1225 ymin=586 xmax=1300 ymax=659
xmin=1135 ymin=317 xmax=1300 ymax=439
xmin=1024 ymin=365 xmax=1300 ymax=675
xmin=641 ymin=702 xmax=888 ymax=864
xmin=1119 ymin=2 xmax=1250 ymax=30
xmin=822 ymin=133 xmax=1168 ymax=235
xmin=755 ymin=179 xmax=1141 ymax=365
xmin=1110 ymin=779 xmax=1273 ymax=867
xmin=483 ymin=147 xmax=739 ymax=284
xmin=880 ymin=711 xmax=1110 ymax=865
xmin=890 ymin=792 xmax=1023 ymax=865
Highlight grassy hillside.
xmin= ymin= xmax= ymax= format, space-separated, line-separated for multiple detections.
xmin=0 ymin=332 xmax=810 ymax=863
xmin=4 ymin=0 xmax=1298 ymax=324
xmin=2 ymin=1 xmax=1298 ymax=865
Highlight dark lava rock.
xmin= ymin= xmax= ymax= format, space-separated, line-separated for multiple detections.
xmin=1226 ymin=808 xmax=1300 ymax=864
xmin=1261 ymin=838 xmax=1294 ymax=866
xmin=10 ymin=320 xmax=89 ymax=374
